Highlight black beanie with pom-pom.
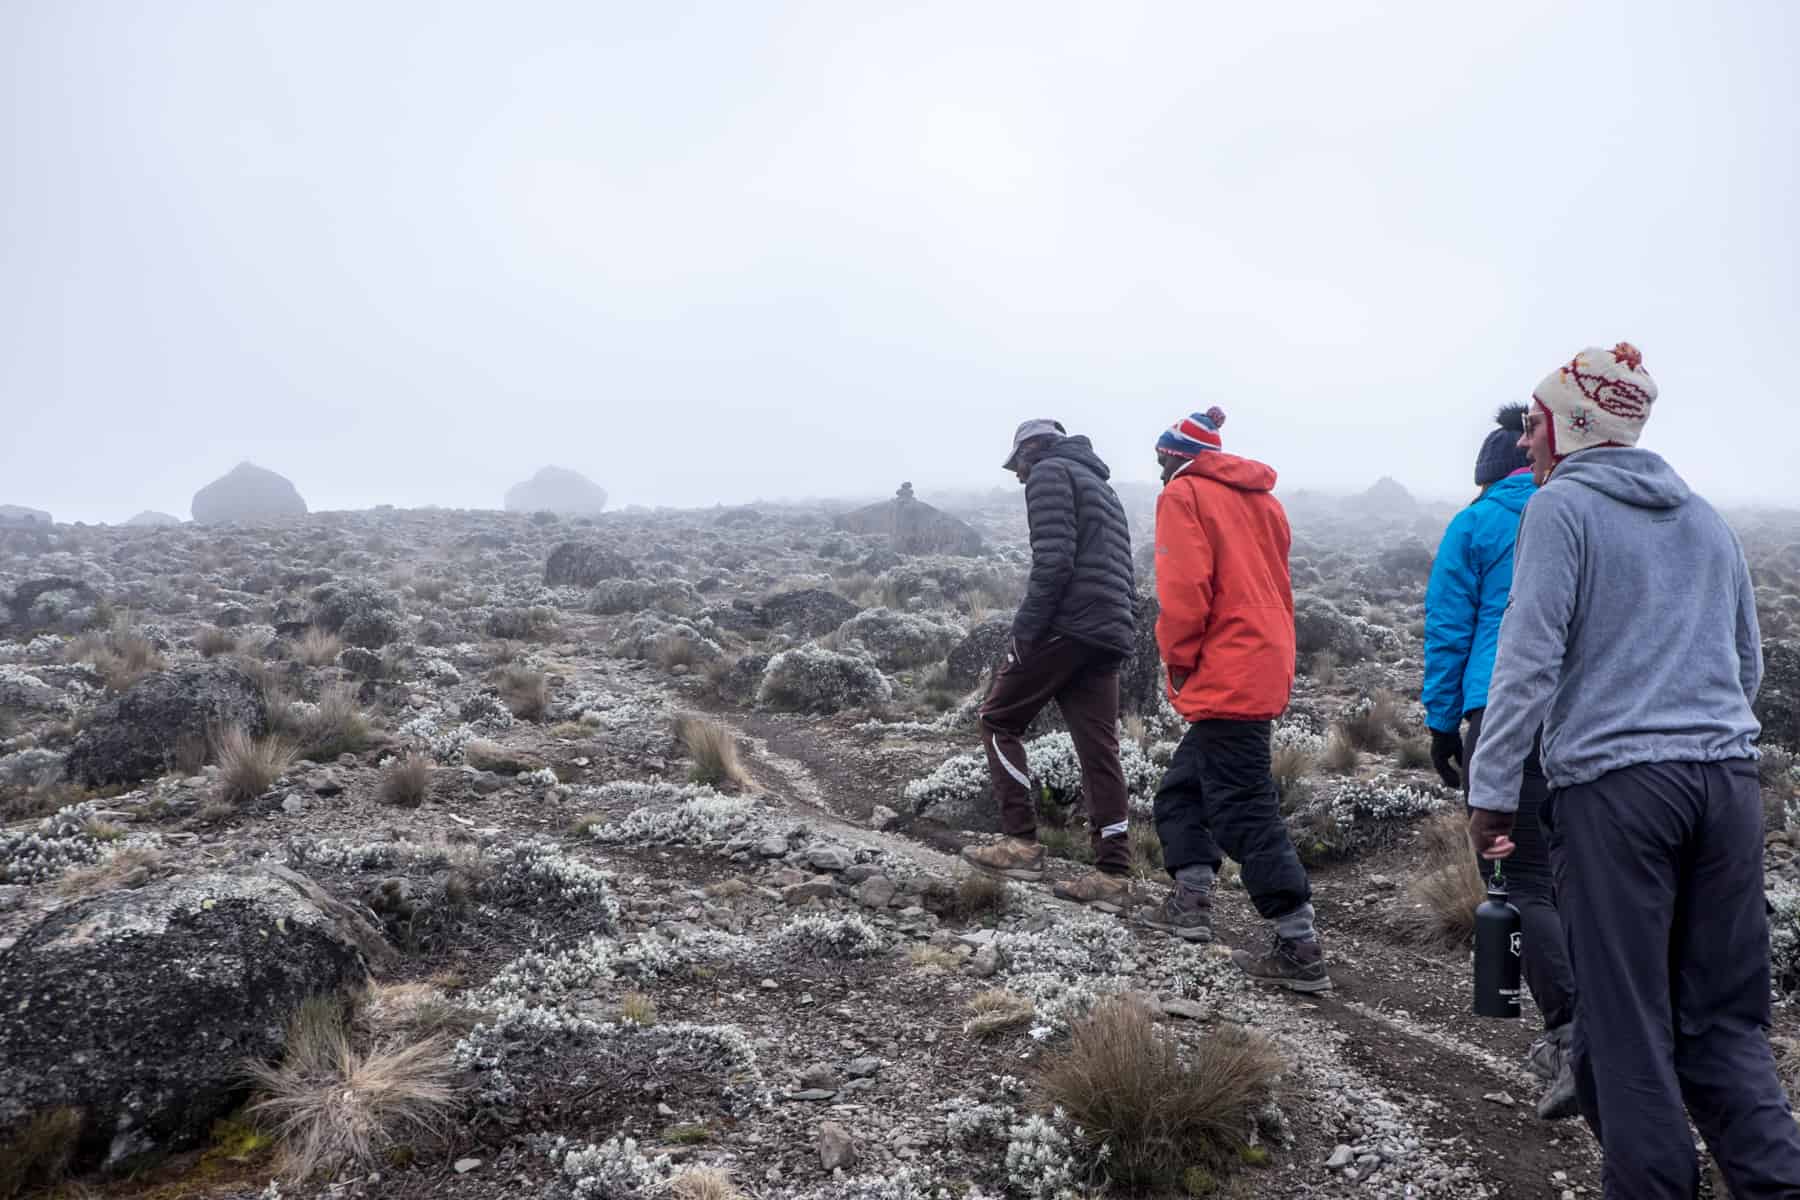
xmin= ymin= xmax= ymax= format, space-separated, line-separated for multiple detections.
xmin=1474 ymin=404 xmax=1532 ymax=486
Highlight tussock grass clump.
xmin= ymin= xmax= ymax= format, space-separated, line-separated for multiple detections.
xmin=196 ymin=626 xmax=240 ymax=658
xmin=357 ymin=982 xmax=481 ymax=1042
xmin=379 ymin=754 xmax=432 ymax=807
xmin=906 ymin=944 xmax=961 ymax=972
xmin=1397 ymin=810 xmax=1487 ymax=949
xmin=655 ymin=637 xmax=701 ymax=670
xmin=964 ymin=988 xmax=1035 ymax=1038
xmin=56 ymin=845 xmax=165 ymax=898
xmin=296 ymin=684 xmax=373 ymax=760
xmin=1130 ymin=823 xmax=1165 ymax=879
xmin=496 ymin=666 xmax=549 ymax=722
xmin=1394 ymin=736 xmax=1434 ymax=772
xmin=924 ymin=871 xmax=1012 ymax=921
xmin=1040 ymin=824 xmax=1095 ymax=865
xmin=0 ymin=1106 xmax=83 ymax=1199
xmin=671 ymin=1166 xmax=744 ymax=1200
xmin=246 ymin=996 xmax=458 ymax=1181
xmin=1039 ymin=998 xmax=1283 ymax=1188
xmin=215 ymin=726 xmax=294 ymax=804
xmin=66 ymin=619 xmax=165 ymax=692
xmin=1321 ymin=728 xmax=1361 ymax=774
xmin=676 ymin=714 xmax=748 ymax=789
xmin=297 ymin=627 xmax=344 ymax=668
xmin=1341 ymin=691 xmax=1400 ymax=752
xmin=1271 ymin=742 xmax=1317 ymax=798
xmin=619 ymin=992 xmax=657 ymax=1025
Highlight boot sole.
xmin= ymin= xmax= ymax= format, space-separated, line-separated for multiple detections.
xmin=960 ymin=850 xmax=1044 ymax=882
xmin=1138 ymin=920 xmax=1213 ymax=942
xmin=1058 ymin=893 xmax=1131 ymax=915
xmin=1233 ymin=960 xmax=1333 ymax=993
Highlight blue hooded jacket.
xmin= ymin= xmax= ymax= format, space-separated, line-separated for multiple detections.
xmin=1422 ymin=471 xmax=1536 ymax=732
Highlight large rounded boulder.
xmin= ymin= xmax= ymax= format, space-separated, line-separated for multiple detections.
xmin=0 ymin=504 xmax=52 ymax=527
xmin=544 ymin=541 xmax=635 ymax=588
xmin=64 ymin=663 xmax=267 ymax=788
xmin=504 ymin=466 xmax=609 ymax=515
xmin=758 ymin=588 xmax=859 ymax=639
xmin=945 ymin=617 xmax=1012 ymax=690
xmin=124 ymin=511 xmax=182 ymax=528
xmin=0 ymin=864 xmax=391 ymax=1172
xmin=2 ymin=578 xmax=103 ymax=637
xmin=191 ymin=462 xmax=307 ymax=524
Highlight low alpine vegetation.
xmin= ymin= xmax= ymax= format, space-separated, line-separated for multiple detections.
xmin=676 ymin=714 xmax=749 ymax=789
xmin=379 ymin=753 xmax=432 ymax=807
xmin=215 ymin=726 xmax=294 ymax=804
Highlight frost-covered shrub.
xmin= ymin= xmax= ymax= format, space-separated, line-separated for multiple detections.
xmin=584 ymin=785 xmax=758 ymax=846
xmin=905 ymin=731 xmax=1159 ymax=820
xmin=1271 ymin=719 xmax=1326 ymax=757
xmin=0 ymin=801 xmax=105 ymax=884
xmin=902 ymin=752 xmax=990 ymax=818
xmin=1293 ymin=592 xmax=1403 ymax=663
xmin=1771 ymin=880 xmax=1800 ymax=993
xmin=776 ymin=912 xmax=890 ymax=959
xmin=395 ymin=714 xmax=478 ymax=764
xmin=1005 ymin=1112 xmax=1081 ymax=1200
xmin=459 ymin=692 xmax=518 ymax=732
xmin=551 ymin=1135 xmax=671 ymax=1199
xmin=489 ymin=840 xmax=621 ymax=919
xmin=0 ymin=746 xmax=65 ymax=791
xmin=793 ymin=1169 xmax=951 ymax=1200
xmin=609 ymin=614 xmax=724 ymax=664
xmin=758 ymin=646 xmax=892 ymax=713
xmin=588 ymin=578 xmax=697 ymax=616
xmin=285 ymin=837 xmax=456 ymax=873
xmin=835 ymin=607 xmax=964 ymax=669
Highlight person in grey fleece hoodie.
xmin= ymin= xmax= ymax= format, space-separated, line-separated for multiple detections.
xmin=1467 ymin=343 xmax=1800 ymax=1199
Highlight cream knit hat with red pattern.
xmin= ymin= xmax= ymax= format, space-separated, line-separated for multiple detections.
xmin=1532 ymin=342 xmax=1658 ymax=459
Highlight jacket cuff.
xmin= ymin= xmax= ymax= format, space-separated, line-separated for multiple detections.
xmin=1467 ymin=791 xmax=1519 ymax=815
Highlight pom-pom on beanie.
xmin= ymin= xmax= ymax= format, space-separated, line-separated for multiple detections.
xmin=1156 ymin=406 xmax=1227 ymax=460
xmin=1474 ymin=404 xmax=1532 ymax=486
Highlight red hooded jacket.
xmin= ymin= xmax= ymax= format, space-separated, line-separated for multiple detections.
xmin=1155 ymin=452 xmax=1296 ymax=722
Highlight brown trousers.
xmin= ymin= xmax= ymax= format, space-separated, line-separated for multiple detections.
xmin=977 ymin=634 xmax=1131 ymax=873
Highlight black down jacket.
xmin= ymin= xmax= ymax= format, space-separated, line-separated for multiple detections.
xmin=1011 ymin=436 xmax=1137 ymax=658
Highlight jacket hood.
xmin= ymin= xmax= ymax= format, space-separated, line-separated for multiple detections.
xmin=1552 ymin=447 xmax=1690 ymax=510
xmin=1040 ymin=435 xmax=1111 ymax=481
xmin=1169 ymin=451 xmax=1277 ymax=494
xmin=1477 ymin=471 xmax=1535 ymax=514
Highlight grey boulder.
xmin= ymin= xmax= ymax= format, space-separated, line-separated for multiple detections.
xmin=504 ymin=466 xmax=609 ymax=516
xmin=64 ymin=662 xmax=268 ymax=788
xmin=0 ymin=863 xmax=391 ymax=1172
xmin=191 ymin=462 xmax=307 ymax=525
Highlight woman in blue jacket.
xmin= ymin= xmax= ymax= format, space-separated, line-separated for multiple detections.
xmin=1423 ymin=404 xmax=1577 ymax=1120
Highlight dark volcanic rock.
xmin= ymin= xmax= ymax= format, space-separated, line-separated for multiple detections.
xmin=3 ymin=577 xmax=102 ymax=636
xmin=309 ymin=581 xmax=405 ymax=649
xmin=1118 ymin=590 xmax=1164 ymax=717
xmin=64 ymin=663 xmax=267 ymax=787
xmin=945 ymin=617 xmax=1012 ymax=690
xmin=833 ymin=483 xmax=984 ymax=557
xmin=544 ymin=541 xmax=635 ymax=588
xmin=0 ymin=864 xmax=391 ymax=1171
xmin=1758 ymin=640 xmax=1800 ymax=750
xmin=191 ymin=462 xmax=307 ymax=524
xmin=504 ymin=466 xmax=609 ymax=515
xmin=759 ymin=588 xmax=860 ymax=639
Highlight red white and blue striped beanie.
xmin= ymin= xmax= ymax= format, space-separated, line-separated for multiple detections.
xmin=1156 ymin=407 xmax=1227 ymax=460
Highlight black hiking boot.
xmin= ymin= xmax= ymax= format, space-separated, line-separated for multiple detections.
xmin=1135 ymin=887 xmax=1214 ymax=942
xmin=1231 ymin=932 xmax=1332 ymax=994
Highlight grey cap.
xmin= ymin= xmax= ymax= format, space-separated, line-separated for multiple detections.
xmin=1002 ymin=418 xmax=1065 ymax=470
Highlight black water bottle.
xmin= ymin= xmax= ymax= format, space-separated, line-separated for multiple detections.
xmin=1473 ymin=868 xmax=1522 ymax=1018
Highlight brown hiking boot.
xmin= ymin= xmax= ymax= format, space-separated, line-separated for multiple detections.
xmin=1135 ymin=887 xmax=1215 ymax=942
xmin=1231 ymin=933 xmax=1332 ymax=994
xmin=961 ymin=836 xmax=1046 ymax=882
xmin=1052 ymin=870 xmax=1133 ymax=914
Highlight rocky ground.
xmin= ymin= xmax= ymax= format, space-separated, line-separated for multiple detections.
xmin=3 ymin=488 xmax=1800 ymax=1200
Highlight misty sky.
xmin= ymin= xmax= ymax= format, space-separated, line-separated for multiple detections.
xmin=4 ymin=1 xmax=1797 ymax=524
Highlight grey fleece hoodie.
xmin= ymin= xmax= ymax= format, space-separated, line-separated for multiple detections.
xmin=1468 ymin=448 xmax=1762 ymax=813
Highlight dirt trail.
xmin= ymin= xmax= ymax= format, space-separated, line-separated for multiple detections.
xmin=715 ymin=705 xmax=1606 ymax=1198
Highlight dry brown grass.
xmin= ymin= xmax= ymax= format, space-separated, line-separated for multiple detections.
xmin=964 ymin=988 xmax=1035 ymax=1038
xmin=1039 ymin=998 xmax=1283 ymax=1187
xmin=196 ymin=626 xmax=240 ymax=658
xmin=1396 ymin=810 xmax=1487 ymax=948
xmin=923 ymin=871 xmax=1012 ymax=921
xmin=55 ymin=846 xmax=165 ymax=898
xmin=296 ymin=627 xmax=343 ymax=668
xmin=1321 ymin=727 xmax=1361 ymax=774
xmin=677 ymin=714 xmax=748 ymax=789
xmin=906 ymin=944 xmax=961 ymax=972
xmin=496 ymin=666 xmax=549 ymax=722
xmin=246 ymin=996 xmax=458 ymax=1181
xmin=66 ymin=620 xmax=165 ymax=692
xmin=1271 ymin=742 xmax=1317 ymax=796
xmin=671 ymin=1167 xmax=745 ymax=1200
xmin=357 ymin=983 xmax=482 ymax=1042
xmin=1341 ymin=690 xmax=1400 ymax=752
xmin=619 ymin=992 xmax=657 ymax=1025
xmin=0 ymin=1106 xmax=82 ymax=1199
xmin=215 ymin=726 xmax=294 ymax=804
xmin=1130 ymin=823 xmax=1165 ymax=879
xmin=654 ymin=637 xmax=703 ymax=670
xmin=295 ymin=684 xmax=373 ymax=760
xmin=1394 ymin=736 xmax=1434 ymax=772
xmin=379 ymin=754 xmax=432 ymax=807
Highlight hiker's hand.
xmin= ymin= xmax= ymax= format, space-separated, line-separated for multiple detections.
xmin=1468 ymin=808 xmax=1516 ymax=860
xmin=1430 ymin=729 xmax=1465 ymax=789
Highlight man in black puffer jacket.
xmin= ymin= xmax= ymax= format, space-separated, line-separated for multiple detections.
xmin=962 ymin=419 xmax=1138 ymax=912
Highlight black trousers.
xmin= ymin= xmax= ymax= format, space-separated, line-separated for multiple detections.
xmin=1153 ymin=718 xmax=1312 ymax=921
xmin=1546 ymin=759 xmax=1800 ymax=1199
xmin=1464 ymin=708 xmax=1575 ymax=1031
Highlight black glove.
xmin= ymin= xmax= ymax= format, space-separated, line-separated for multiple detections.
xmin=1430 ymin=728 xmax=1465 ymax=789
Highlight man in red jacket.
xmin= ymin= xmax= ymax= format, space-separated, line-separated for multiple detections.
xmin=1136 ymin=408 xmax=1329 ymax=992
